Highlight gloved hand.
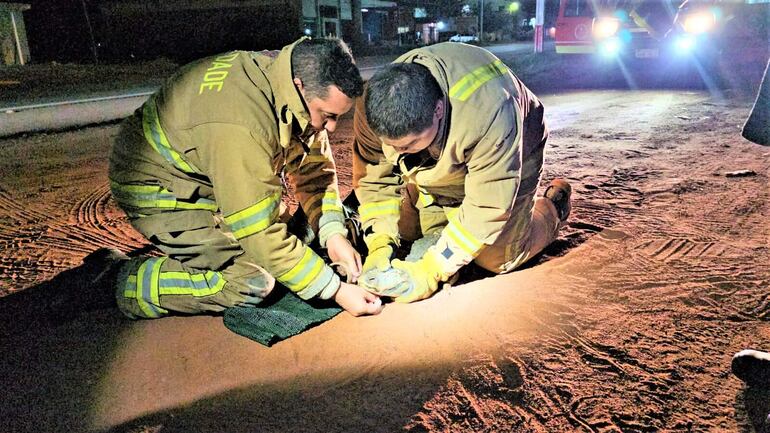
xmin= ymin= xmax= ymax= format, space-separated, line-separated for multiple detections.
xmin=362 ymin=235 xmax=395 ymax=275
xmin=390 ymin=250 xmax=445 ymax=303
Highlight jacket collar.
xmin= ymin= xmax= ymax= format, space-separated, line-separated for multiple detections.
xmin=267 ymin=37 xmax=311 ymax=148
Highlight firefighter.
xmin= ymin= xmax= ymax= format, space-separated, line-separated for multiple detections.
xmin=731 ymin=59 xmax=770 ymax=387
xmin=64 ymin=37 xmax=384 ymax=320
xmin=353 ymin=42 xmax=572 ymax=303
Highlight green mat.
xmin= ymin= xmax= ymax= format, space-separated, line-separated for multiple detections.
xmin=223 ymin=289 xmax=341 ymax=346
xmin=743 ymin=59 xmax=770 ymax=147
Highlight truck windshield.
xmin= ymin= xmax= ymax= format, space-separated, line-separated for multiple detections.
xmin=563 ymin=0 xmax=682 ymax=18
xmin=563 ymin=0 xmax=596 ymax=17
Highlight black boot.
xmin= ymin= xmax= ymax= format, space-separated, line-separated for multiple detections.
xmin=46 ymin=247 xmax=129 ymax=322
xmin=544 ymin=178 xmax=572 ymax=222
xmin=0 ymin=248 xmax=129 ymax=333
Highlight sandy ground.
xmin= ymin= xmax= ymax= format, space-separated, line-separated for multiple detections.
xmin=1 ymin=49 xmax=770 ymax=432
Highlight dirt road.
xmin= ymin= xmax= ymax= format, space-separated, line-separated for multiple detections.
xmin=1 ymin=64 xmax=769 ymax=432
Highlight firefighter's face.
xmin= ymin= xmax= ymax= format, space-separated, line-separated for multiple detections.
xmin=295 ymin=80 xmax=353 ymax=134
xmin=383 ymin=100 xmax=444 ymax=155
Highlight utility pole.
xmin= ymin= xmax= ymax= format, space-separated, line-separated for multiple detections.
xmin=479 ymin=0 xmax=484 ymax=42
xmin=535 ymin=0 xmax=544 ymax=52
xmin=337 ymin=0 xmax=342 ymax=37
xmin=80 ymin=0 xmax=99 ymax=64
xmin=10 ymin=12 xmax=24 ymax=65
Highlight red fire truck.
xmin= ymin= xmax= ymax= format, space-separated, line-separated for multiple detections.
xmin=554 ymin=0 xmax=728 ymax=61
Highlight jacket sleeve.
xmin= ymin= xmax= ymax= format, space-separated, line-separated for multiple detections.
xmin=352 ymin=96 xmax=403 ymax=247
xmin=291 ymin=130 xmax=347 ymax=248
xmin=196 ymin=122 xmax=340 ymax=300
xmin=430 ymin=102 xmax=521 ymax=280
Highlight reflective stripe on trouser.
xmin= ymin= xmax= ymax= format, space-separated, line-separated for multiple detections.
xmin=117 ymin=254 xmax=274 ymax=319
xmin=113 ymin=207 xmax=275 ymax=319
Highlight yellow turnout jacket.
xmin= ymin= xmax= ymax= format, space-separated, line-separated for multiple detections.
xmin=110 ymin=39 xmax=346 ymax=300
xmin=354 ymin=42 xmax=538 ymax=280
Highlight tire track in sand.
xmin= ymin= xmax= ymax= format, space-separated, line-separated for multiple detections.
xmin=511 ymin=151 xmax=768 ymax=430
xmin=65 ymin=182 xmax=145 ymax=251
xmin=0 ymin=181 xmax=146 ymax=292
xmin=0 ymin=184 xmax=66 ymax=291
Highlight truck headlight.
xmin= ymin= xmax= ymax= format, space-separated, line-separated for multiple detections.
xmin=599 ymin=38 xmax=622 ymax=57
xmin=682 ymin=11 xmax=715 ymax=34
xmin=593 ymin=17 xmax=620 ymax=39
xmin=675 ymin=35 xmax=696 ymax=52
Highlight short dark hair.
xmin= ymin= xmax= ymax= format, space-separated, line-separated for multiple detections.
xmin=292 ymin=38 xmax=363 ymax=100
xmin=365 ymin=63 xmax=443 ymax=139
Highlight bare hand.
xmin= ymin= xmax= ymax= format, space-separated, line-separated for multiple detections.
xmin=333 ymin=282 xmax=384 ymax=317
xmin=326 ymin=233 xmax=362 ymax=283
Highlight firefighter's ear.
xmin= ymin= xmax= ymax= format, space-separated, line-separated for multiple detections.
xmin=293 ymin=77 xmax=305 ymax=94
xmin=434 ymin=99 xmax=444 ymax=121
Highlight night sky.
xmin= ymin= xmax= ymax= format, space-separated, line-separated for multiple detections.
xmin=22 ymin=0 xmax=303 ymax=63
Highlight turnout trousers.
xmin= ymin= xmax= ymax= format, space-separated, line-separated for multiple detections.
xmin=109 ymin=116 xmax=276 ymax=319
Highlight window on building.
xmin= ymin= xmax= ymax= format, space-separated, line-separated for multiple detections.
xmin=319 ymin=5 xmax=338 ymax=18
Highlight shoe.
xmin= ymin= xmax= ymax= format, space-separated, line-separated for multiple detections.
xmin=544 ymin=178 xmax=572 ymax=222
xmin=82 ymin=247 xmax=129 ymax=266
xmin=47 ymin=247 xmax=129 ymax=321
xmin=732 ymin=349 xmax=770 ymax=387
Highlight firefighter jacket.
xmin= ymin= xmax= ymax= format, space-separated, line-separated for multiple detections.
xmin=110 ymin=38 xmax=347 ymax=301
xmin=354 ymin=42 xmax=538 ymax=281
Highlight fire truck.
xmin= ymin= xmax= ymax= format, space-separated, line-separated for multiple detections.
xmin=554 ymin=0 xmax=728 ymax=61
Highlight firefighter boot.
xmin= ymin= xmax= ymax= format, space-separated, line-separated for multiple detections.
xmin=544 ymin=178 xmax=572 ymax=222
xmin=732 ymin=349 xmax=770 ymax=387
xmin=47 ymin=247 xmax=129 ymax=322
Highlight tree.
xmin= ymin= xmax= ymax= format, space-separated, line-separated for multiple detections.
xmin=434 ymin=0 xmax=467 ymax=18
xmin=350 ymin=0 xmax=364 ymax=51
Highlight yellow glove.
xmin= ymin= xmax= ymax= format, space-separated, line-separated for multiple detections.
xmin=362 ymin=235 xmax=395 ymax=275
xmin=390 ymin=250 xmax=445 ymax=303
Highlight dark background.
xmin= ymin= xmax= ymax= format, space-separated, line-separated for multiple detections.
xmin=23 ymin=0 xmax=303 ymax=63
